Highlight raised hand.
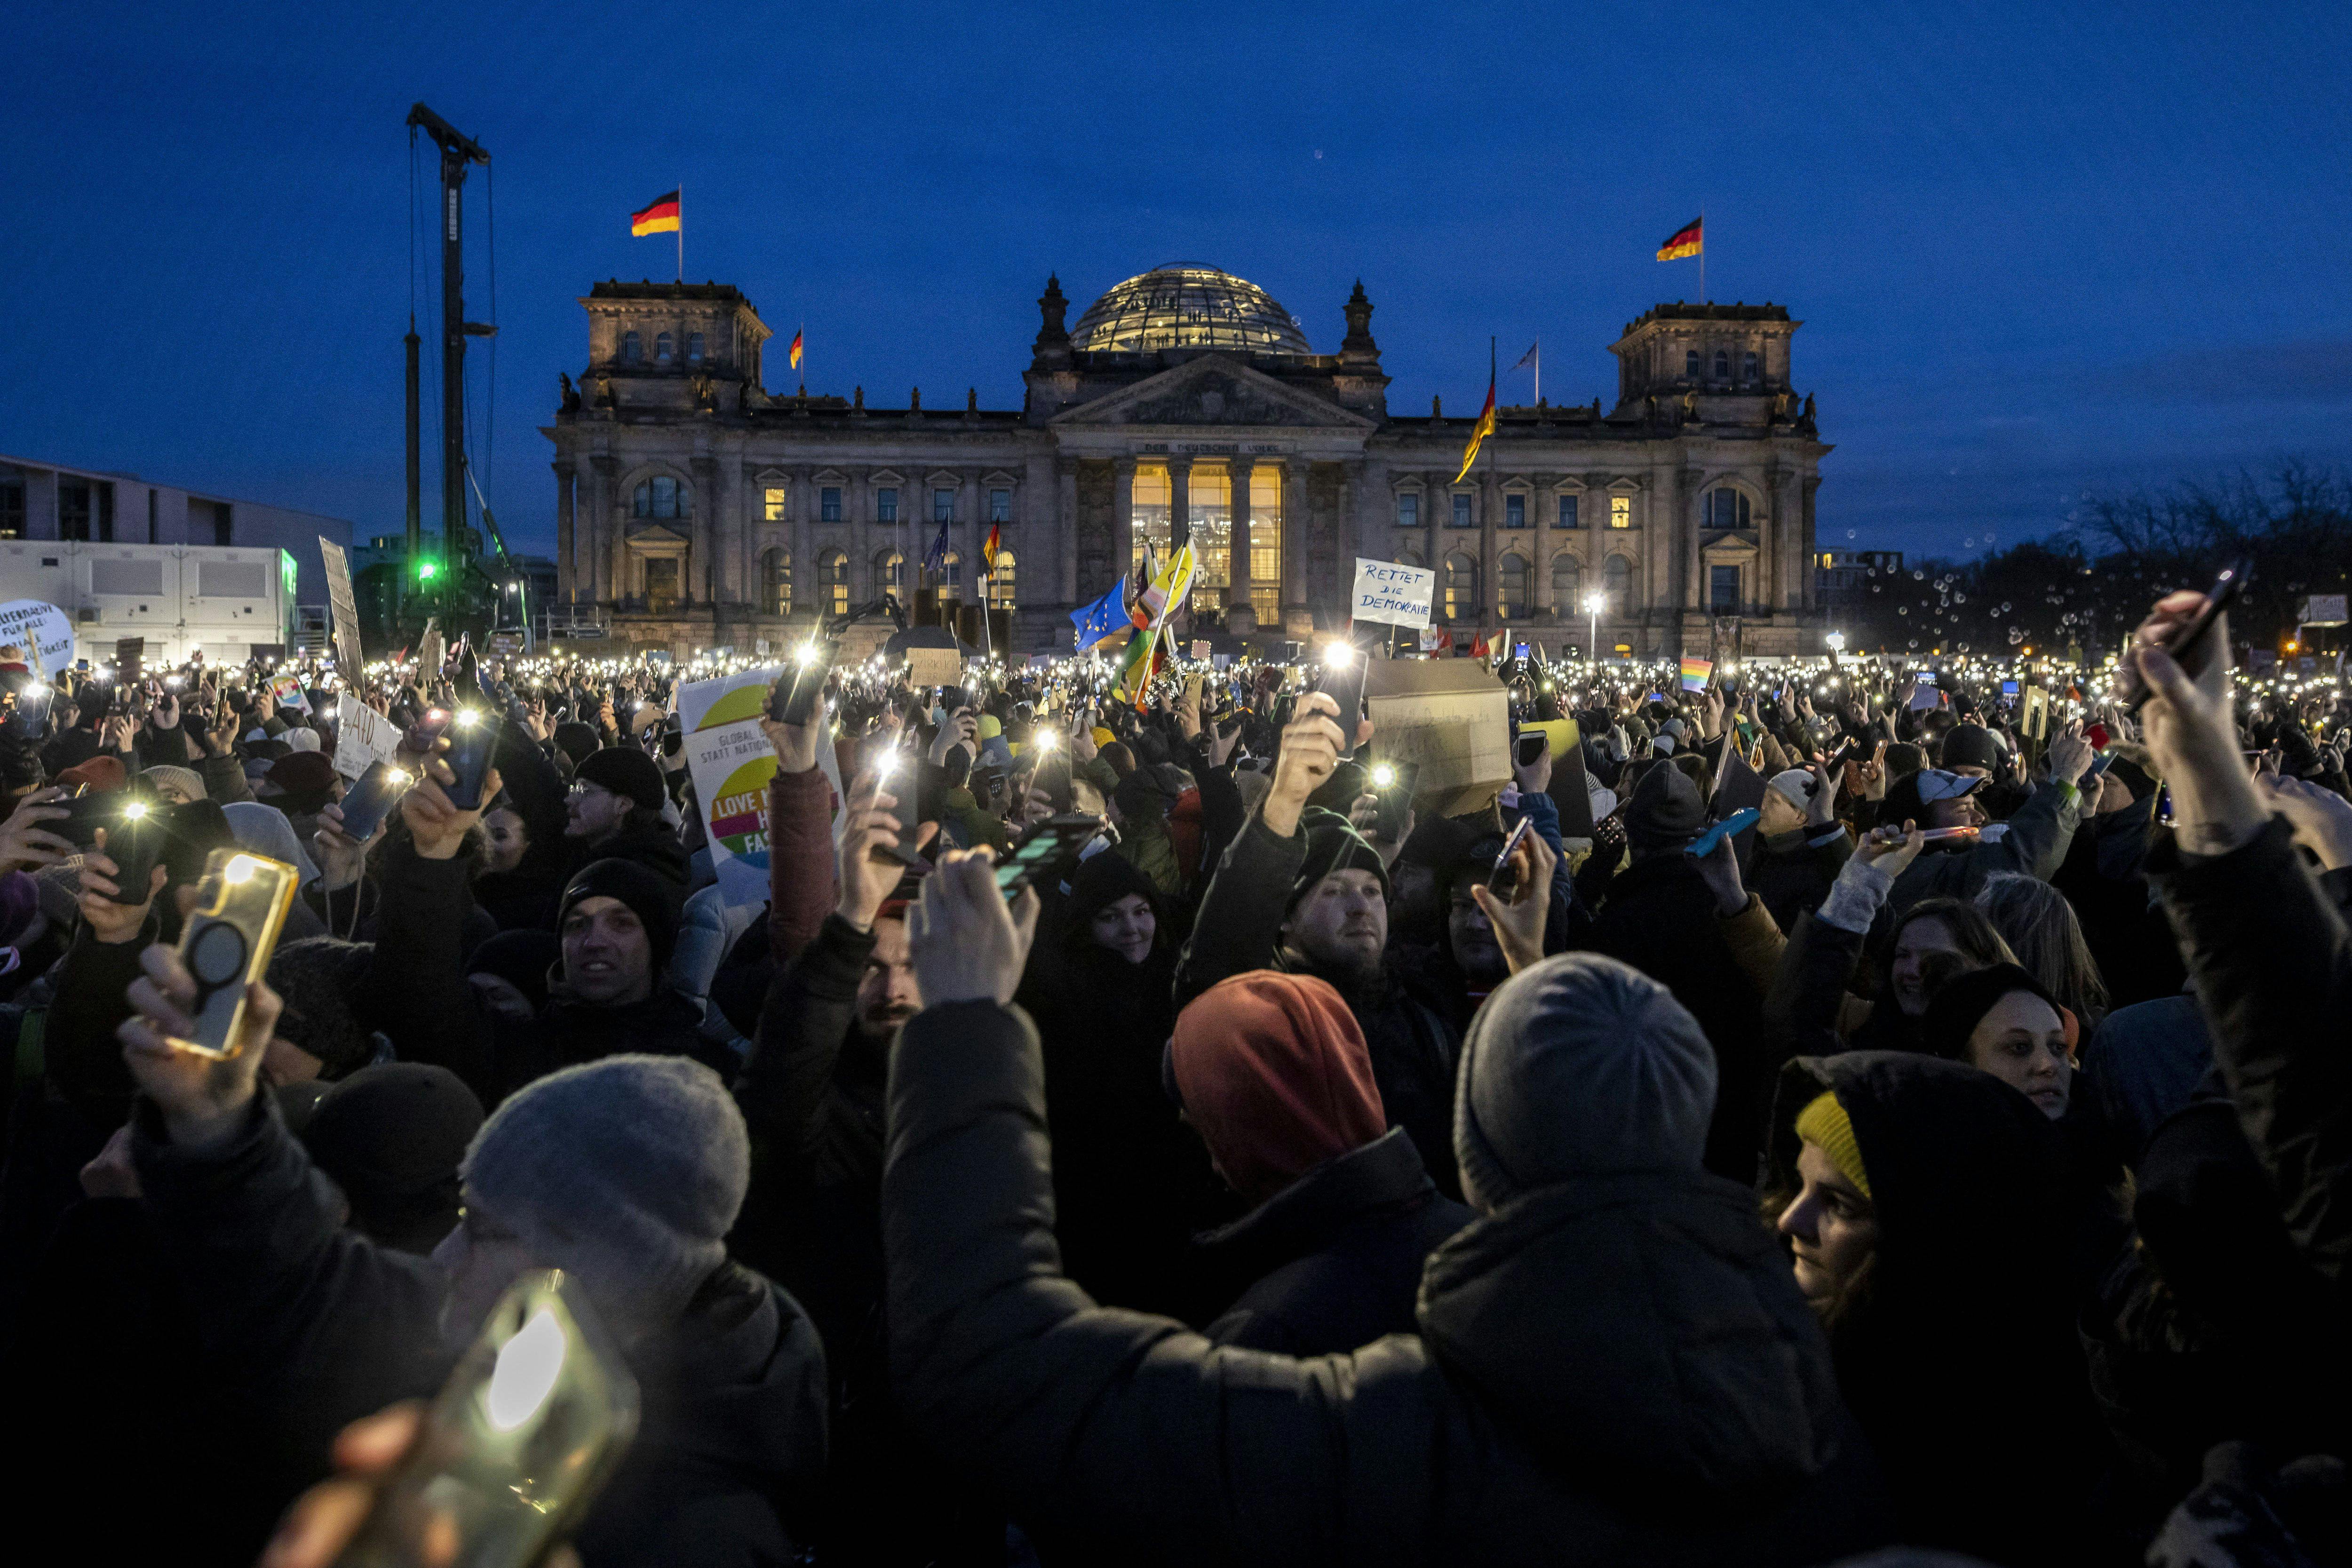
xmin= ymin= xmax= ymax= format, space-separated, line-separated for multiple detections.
xmin=79 ymin=831 xmax=168 ymax=945
xmin=906 ymin=849 xmax=1039 ymax=1009
xmin=118 ymin=942 xmax=281 ymax=1149
xmin=397 ymin=737 xmax=501 ymax=862
xmin=1469 ymin=828 xmax=1557 ymax=974
xmin=836 ymin=771 xmax=908 ymax=930
xmin=1265 ymin=691 xmax=1345 ymax=837
xmin=0 ymin=786 xmax=74 ymax=875
xmin=1857 ymin=819 xmax=1927 ymax=878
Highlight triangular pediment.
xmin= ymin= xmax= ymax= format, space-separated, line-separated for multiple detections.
xmin=1051 ymin=355 xmax=1376 ymax=431
xmin=625 ymin=523 xmax=691 ymax=547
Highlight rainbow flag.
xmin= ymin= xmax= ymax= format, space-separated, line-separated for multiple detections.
xmin=1679 ymin=656 xmax=1713 ymax=692
xmin=1112 ymin=625 xmax=1159 ymax=709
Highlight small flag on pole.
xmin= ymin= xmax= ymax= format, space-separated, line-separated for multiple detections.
xmin=630 ymin=189 xmax=682 ymax=236
xmin=1069 ymin=581 xmax=1130 ymax=649
xmin=788 ymin=327 xmax=803 ymax=371
xmin=922 ymin=517 xmax=950 ymax=574
xmin=1511 ymin=342 xmax=1539 ymax=372
xmin=1679 ymin=656 xmax=1713 ymax=692
xmin=981 ymin=522 xmax=1002 ymax=574
xmin=1656 ymin=216 xmax=1703 ymax=261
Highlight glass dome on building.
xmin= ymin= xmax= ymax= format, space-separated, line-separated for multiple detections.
xmin=1067 ymin=265 xmax=1313 ymax=356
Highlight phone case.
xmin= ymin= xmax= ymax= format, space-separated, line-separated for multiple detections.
xmin=443 ymin=713 xmax=501 ymax=811
xmin=173 ymin=849 xmax=299 ymax=1060
xmin=336 ymin=760 xmax=411 ymax=842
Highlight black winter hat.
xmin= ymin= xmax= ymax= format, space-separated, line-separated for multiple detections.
xmin=558 ymin=857 xmax=683 ymax=980
xmin=301 ymin=1063 xmax=483 ymax=1254
xmin=465 ymin=927 xmax=560 ymax=1013
xmin=1917 ymin=962 xmax=2061 ymax=1064
xmin=1623 ymin=761 xmax=1706 ymax=853
xmin=1065 ymin=848 xmax=1160 ymax=934
xmin=265 ymin=936 xmax=377 ymax=1078
xmin=573 ymin=745 xmax=666 ymax=812
xmin=1941 ymin=723 xmax=2002 ymax=774
xmin=552 ymin=720 xmax=601 ymax=769
xmin=1288 ymin=805 xmax=1388 ymax=912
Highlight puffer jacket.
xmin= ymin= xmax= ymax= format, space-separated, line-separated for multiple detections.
xmin=882 ymin=1000 xmax=1892 ymax=1568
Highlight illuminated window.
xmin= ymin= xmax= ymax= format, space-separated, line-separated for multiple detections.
xmin=1184 ymin=465 xmax=1232 ymax=614
xmin=877 ymin=487 xmax=898 ymax=523
xmin=655 ymin=332 xmax=675 ymax=364
xmin=1249 ymin=466 xmax=1283 ymax=626
xmin=1706 ymin=487 xmax=1752 ymax=530
xmin=1497 ymin=554 xmax=1529 ymax=618
xmin=1610 ymin=495 xmax=1632 ymax=529
xmin=621 ymin=331 xmax=642 ymax=364
xmin=938 ymin=551 xmax=962 ymax=605
xmin=1557 ymin=494 xmax=1579 ymax=529
xmin=687 ymin=332 xmax=705 ymax=365
xmin=820 ymin=487 xmax=841 ymax=523
xmin=1451 ymin=493 xmax=1473 ymax=528
xmin=990 ymin=549 xmax=1016 ymax=609
xmin=989 ymin=488 xmax=1012 ymax=524
xmin=933 ymin=488 xmax=954 ymax=524
xmin=1396 ymin=492 xmax=1419 ymax=528
xmin=1131 ymin=462 xmax=1170 ymax=580
xmin=1443 ymin=551 xmax=1478 ymax=623
xmin=762 ymin=549 xmax=791 ymax=614
xmin=823 ymin=550 xmax=849 ymax=617
xmin=1603 ymin=555 xmax=1632 ymax=613
xmin=1552 ymin=554 xmax=1581 ymax=605
xmin=875 ymin=549 xmax=904 ymax=596
xmin=763 ymin=486 xmax=785 ymax=522
xmin=1505 ymin=494 xmax=1526 ymax=529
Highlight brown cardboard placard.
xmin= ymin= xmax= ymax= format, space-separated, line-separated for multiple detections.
xmin=1364 ymin=659 xmax=1511 ymax=817
xmin=905 ymin=647 xmax=963 ymax=687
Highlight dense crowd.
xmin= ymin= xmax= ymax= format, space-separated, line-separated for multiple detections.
xmin=0 ymin=591 xmax=2344 ymax=1568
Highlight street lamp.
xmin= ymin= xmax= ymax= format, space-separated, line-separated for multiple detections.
xmin=1582 ymin=592 xmax=1604 ymax=667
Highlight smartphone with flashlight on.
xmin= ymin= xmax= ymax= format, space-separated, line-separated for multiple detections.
xmin=770 ymin=640 xmax=834 ymax=725
xmin=335 ymin=760 xmax=412 ymax=843
xmin=1314 ymin=638 xmax=1371 ymax=760
xmin=872 ymin=735 xmax=927 ymax=867
xmin=171 ymin=848 xmax=300 ymax=1060
xmin=2113 ymin=556 xmax=2253 ymax=713
xmin=1916 ymin=825 xmax=1982 ymax=844
xmin=1368 ymin=758 xmax=1420 ymax=843
xmin=441 ymin=709 xmax=503 ymax=812
xmin=326 ymin=1270 xmax=638 ymax=1568
xmin=1486 ymin=817 xmax=1536 ymax=898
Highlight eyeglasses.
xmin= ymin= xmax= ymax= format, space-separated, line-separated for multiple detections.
xmin=565 ymin=780 xmax=614 ymax=801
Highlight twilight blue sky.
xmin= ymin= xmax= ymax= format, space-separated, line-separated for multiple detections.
xmin=5 ymin=1 xmax=2348 ymax=564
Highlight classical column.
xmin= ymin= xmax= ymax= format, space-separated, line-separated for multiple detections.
xmin=1681 ymin=466 xmax=1705 ymax=614
xmin=1227 ymin=459 xmax=1254 ymax=629
xmin=1110 ymin=456 xmax=1135 ymax=592
xmin=588 ymin=455 xmax=618 ymax=606
xmin=1059 ymin=456 xmax=1082 ymax=604
xmin=553 ymin=460 xmax=576 ymax=606
xmin=792 ymin=465 xmax=815 ymax=621
xmin=1532 ymin=474 xmax=1554 ymax=617
xmin=691 ymin=454 xmax=718 ymax=610
xmin=1280 ymin=459 xmax=1308 ymax=629
xmin=1167 ymin=455 xmax=1192 ymax=554
xmin=1480 ymin=464 xmax=1502 ymax=631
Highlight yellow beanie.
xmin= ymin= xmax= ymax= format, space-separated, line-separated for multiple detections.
xmin=978 ymin=714 xmax=1003 ymax=739
xmin=1091 ymin=726 xmax=1116 ymax=749
xmin=1794 ymin=1091 xmax=1872 ymax=1200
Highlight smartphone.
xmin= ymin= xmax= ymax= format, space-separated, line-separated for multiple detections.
xmin=0 ymin=680 xmax=56 ymax=742
xmin=336 ymin=760 xmax=413 ymax=843
xmin=1918 ymin=825 xmax=1981 ymax=844
xmin=1486 ymin=817 xmax=1537 ymax=897
xmin=1368 ymin=758 xmax=1420 ymax=843
xmin=405 ymin=706 xmax=453 ymax=753
xmin=172 ymin=849 xmax=300 ymax=1059
xmin=1314 ymin=639 xmax=1371 ymax=760
xmin=993 ymin=813 xmax=1113 ymax=898
xmin=2114 ymin=556 xmax=2253 ymax=712
xmin=442 ymin=709 xmax=502 ymax=812
xmin=2085 ymin=751 xmax=2118 ymax=779
xmin=771 ymin=641 xmax=834 ymax=725
xmin=872 ymin=740 xmax=926 ymax=867
xmin=1686 ymin=807 xmax=1762 ymax=859
xmin=1029 ymin=732 xmax=1071 ymax=806
xmin=326 ymin=1270 xmax=638 ymax=1568
xmin=1512 ymin=732 xmax=1548 ymax=771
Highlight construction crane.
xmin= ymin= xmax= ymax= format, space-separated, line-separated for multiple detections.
xmin=404 ymin=103 xmax=496 ymax=637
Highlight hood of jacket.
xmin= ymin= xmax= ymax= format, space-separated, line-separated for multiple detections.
xmin=1416 ymin=1169 xmax=1847 ymax=1504
xmin=1193 ymin=1126 xmax=1435 ymax=1270
xmin=583 ymin=816 xmax=692 ymax=890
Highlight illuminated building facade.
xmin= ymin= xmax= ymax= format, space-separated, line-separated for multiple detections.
xmin=543 ymin=267 xmax=1831 ymax=655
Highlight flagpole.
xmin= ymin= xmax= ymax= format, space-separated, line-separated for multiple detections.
xmin=1698 ymin=207 xmax=1705 ymax=304
xmin=676 ymin=182 xmax=683 ymax=284
xmin=1534 ymin=339 xmax=1540 ymax=407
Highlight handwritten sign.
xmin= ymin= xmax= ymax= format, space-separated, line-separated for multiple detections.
xmin=1350 ymin=558 xmax=1435 ymax=629
xmin=0 ymin=600 xmax=74 ymax=674
xmin=332 ymin=700 xmax=402 ymax=779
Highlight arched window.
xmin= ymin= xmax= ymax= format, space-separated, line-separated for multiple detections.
xmin=821 ymin=549 xmax=850 ymax=618
xmin=1684 ymin=350 xmax=1700 ymax=378
xmin=621 ymin=330 xmax=642 ymax=364
xmin=762 ymin=549 xmax=791 ymax=615
xmin=1705 ymin=486 xmax=1751 ymax=530
xmin=686 ymin=332 xmax=705 ymax=365
xmin=875 ymin=549 xmax=904 ymax=597
xmin=1742 ymin=350 xmax=1759 ymax=382
xmin=1551 ymin=553 xmax=1582 ymax=606
xmin=989 ymin=549 xmax=1016 ymax=610
xmin=632 ymin=475 xmax=690 ymax=521
xmin=1713 ymin=349 xmax=1729 ymax=380
xmin=1443 ymin=551 xmax=1478 ymax=624
xmin=938 ymin=550 xmax=962 ymax=606
xmin=655 ymin=332 xmax=675 ymax=364
xmin=1496 ymin=554 xmax=1529 ymax=619
xmin=1603 ymin=555 xmax=1633 ymax=614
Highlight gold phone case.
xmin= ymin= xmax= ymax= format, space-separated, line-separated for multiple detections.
xmin=173 ymin=848 xmax=299 ymax=1060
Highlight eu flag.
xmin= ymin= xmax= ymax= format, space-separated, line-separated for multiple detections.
xmin=1068 ymin=581 xmax=1129 ymax=650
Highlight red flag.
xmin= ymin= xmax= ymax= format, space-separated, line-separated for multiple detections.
xmin=1470 ymin=633 xmax=1490 ymax=659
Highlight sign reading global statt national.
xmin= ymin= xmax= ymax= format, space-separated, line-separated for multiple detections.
xmin=677 ymin=665 xmax=845 ymax=908
xmin=1350 ymin=558 xmax=1435 ymax=629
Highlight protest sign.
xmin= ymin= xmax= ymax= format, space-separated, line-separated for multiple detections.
xmin=1363 ymin=659 xmax=1511 ymax=816
xmin=1679 ymin=656 xmax=1712 ymax=692
xmin=319 ymin=537 xmax=365 ymax=672
xmin=332 ymin=700 xmax=403 ymax=779
xmin=677 ymin=664 xmax=843 ymax=909
xmin=268 ymin=673 xmax=310 ymax=713
xmin=905 ymin=647 xmax=961 ymax=686
xmin=1350 ymin=558 xmax=1435 ymax=629
xmin=0 ymin=599 xmax=74 ymax=674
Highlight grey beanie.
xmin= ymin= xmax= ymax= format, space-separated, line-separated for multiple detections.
xmin=461 ymin=1054 xmax=749 ymax=1339
xmin=1452 ymin=953 xmax=1718 ymax=1213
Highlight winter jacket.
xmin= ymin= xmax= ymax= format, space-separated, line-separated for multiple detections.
xmin=573 ymin=813 xmax=693 ymax=891
xmin=1882 ymin=778 xmax=2085 ymax=919
xmin=1197 ymin=1127 xmax=1471 ymax=1356
xmin=1176 ymin=813 xmax=1463 ymax=1196
xmin=882 ymin=1000 xmax=1891 ymax=1568
xmin=127 ymin=1095 xmax=827 ymax=1566
xmin=1748 ymin=825 xmax=1851 ymax=933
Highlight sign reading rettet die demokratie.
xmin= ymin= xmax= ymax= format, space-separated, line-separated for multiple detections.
xmin=1350 ymin=557 xmax=1436 ymax=629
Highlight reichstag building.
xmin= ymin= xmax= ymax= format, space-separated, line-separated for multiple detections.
xmin=543 ymin=264 xmax=1831 ymax=656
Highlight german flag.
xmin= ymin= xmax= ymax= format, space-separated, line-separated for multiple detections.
xmin=1656 ymin=215 xmax=1702 ymax=261
xmin=630 ymin=189 xmax=681 ymax=236
xmin=1454 ymin=360 xmax=1496 ymax=484
xmin=981 ymin=522 xmax=1002 ymax=574
xmin=788 ymin=328 xmax=803 ymax=371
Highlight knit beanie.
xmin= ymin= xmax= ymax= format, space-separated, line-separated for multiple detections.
xmin=552 ymin=720 xmax=601 ymax=769
xmin=573 ymin=745 xmax=666 ymax=812
xmin=139 ymin=764 xmax=207 ymax=803
xmin=1793 ymin=1091 xmax=1872 ymax=1200
xmin=466 ymin=927 xmax=560 ymax=1013
xmin=302 ymin=1063 xmax=483 ymax=1254
xmin=265 ymin=936 xmax=378 ymax=1078
xmin=1940 ymin=723 xmax=2001 ymax=774
xmin=461 ymin=1054 xmax=749 ymax=1340
xmin=558 ymin=857 xmax=683 ymax=979
xmin=1623 ymin=761 xmax=1707 ymax=854
xmin=1287 ymin=805 xmax=1389 ymax=913
xmin=1917 ymin=962 xmax=2061 ymax=1065
xmin=1170 ymin=972 xmax=1387 ymax=1206
xmin=1064 ymin=848 xmax=1160 ymax=936
xmin=284 ymin=726 xmax=323 ymax=753
xmin=265 ymin=749 xmax=338 ymax=800
xmin=1766 ymin=768 xmax=1820 ymax=812
xmin=1453 ymin=952 xmax=1716 ymax=1213
xmin=56 ymin=755 xmax=126 ymax=793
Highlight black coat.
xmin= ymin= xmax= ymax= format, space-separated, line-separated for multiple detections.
xmin=883 ymin=999 xmax=1894 ymax=1567
xmin=127 ymin=1096 xmax=828 ymax=1565
xmin=1197 ymin=1127 xmax=1470 ymax=1356
xmin=1771 ymin=1052 xmax=2110 ymax=1566
xmin=1748 ymin=826 xmax=1851 ymax=933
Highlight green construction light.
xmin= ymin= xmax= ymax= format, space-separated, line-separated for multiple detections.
xmin=417 ymin=560 xmax=438 ymax=581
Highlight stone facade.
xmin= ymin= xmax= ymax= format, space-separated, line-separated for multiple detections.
xmin=541 ymin=271 xmax=1831 ymax=658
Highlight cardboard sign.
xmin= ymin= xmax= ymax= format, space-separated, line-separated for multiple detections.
xmin=905 ymin=647 xmax=962 ymax=687
xmin=1190 ymin=639 xmax=1210 ymax=659
xmin=1363 ymin=659 xmax=1511 ymax=817
xmin=678 ymin=663 xmax=795 ymax=909
xmin=1526 ymin=717 xmax=1597 ymax=839
xmin=0 ymin=599 xmax=74 ymax=674
xmin=1351 ymin=558 xmax=1436 ymax=629
xmin=268 ymin=673 xmax=310 ymax=713
xmin=319 ymin=537 xmax=365 ymax=672
xmin=332 ymin=700 xmax=403 ymax=780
